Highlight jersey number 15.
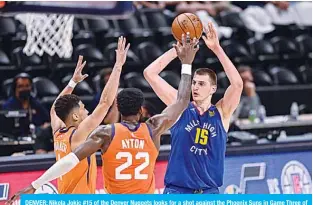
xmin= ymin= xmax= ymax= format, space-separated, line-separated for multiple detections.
xmin=115 ymin=152 xmax=149 ymax=180
xmin=195 ymin=128 xmax=208 ymax=145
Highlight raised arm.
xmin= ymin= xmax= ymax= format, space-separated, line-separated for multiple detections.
xmin=202 ymin=22 xmax=243 ymax=120
xmin=146 ymin=33 xmax=199 ymax=149
xmin=143 ymin=48 xmax=178 ymax=106
xmin=71 ymin=37 xmax=129 ymax=150
xmin=50 ymin=56 xmax=87 ymax=134
xmin=6 ymin=125 xmax=112 ymax=205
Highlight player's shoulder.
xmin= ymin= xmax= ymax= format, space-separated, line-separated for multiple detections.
xmin=89 ymin=124 xmax=113 ymax=138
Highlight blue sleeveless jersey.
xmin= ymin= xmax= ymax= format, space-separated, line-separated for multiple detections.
xmin=164 ymin=102 xmax=227 ymax=189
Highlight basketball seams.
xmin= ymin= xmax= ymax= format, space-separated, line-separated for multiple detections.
xmin=172 ymin=20 xmax=181 ymax=42
xmin=183 ymin=13 xmax=197 ymax=39
xmin=176 ymin=17 xmax=186 ymax=42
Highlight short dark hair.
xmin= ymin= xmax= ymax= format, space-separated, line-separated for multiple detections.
xmin=194 ymin=68 xmax=217 ymax=86
xmin=117 ymin=88 xmax=144 ymax=117
xmin=54 ymin=94 xmax=80 ymax=122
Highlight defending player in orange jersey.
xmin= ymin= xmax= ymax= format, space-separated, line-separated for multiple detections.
xmin=6 ymin=33 xmax=198 ymax=198
xmin=11 ymin=36 xmax=128 ymax=196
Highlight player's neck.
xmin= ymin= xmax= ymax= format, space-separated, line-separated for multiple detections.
xmin=121 ymin=116 xmax=139 ymax=125
xmin=65 ymin=120 xmax=79 ymax=129
xmin=194 ymin=97 xmax=212 ymax=114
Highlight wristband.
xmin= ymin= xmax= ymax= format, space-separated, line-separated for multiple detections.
xmin=181 ymin=64 xmax=192 ymax=75
xmin=68 ymin=79 xmax=77 ymax=88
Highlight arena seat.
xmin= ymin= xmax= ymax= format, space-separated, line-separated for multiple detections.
xmin=221 ymin=40 xmax=253 ymax=64
xmin=2 ymin=78 xmax=13 ymax=98
xmin=72 ymin=31 xmax=96 ymax=47
xmin=270 ymin=36 xmax=302 ymax=60
xmin=135 ymin=42 xmax=163 ymax=65
xmin=268 ymin=66 xmax=299 ymax=85
xmin=74 ymin=44 xmax=108 ymax=74
xmin=253 ymin=70 xmax=273 ymax=86
xmin=295 ymin=34 xmax=312 ymax=59
xmin=62 ymin=75 xmax=94 ymax=96
xmin=219 ymin=11 xmax=245 ymax=29
xmin=124 ymin=72 xmax=152 ymax=92
xmin=87 ymin=18 xmax=111 ymax=34
xmin=217 ymin=72 xmax=230 ymax=89
xmin=160 ymin=71 xmax=180 ymax=89
xmin=0 ymin=17 xmax=16 ymax=37
xmin=139 ymin=9 xmax=173 ymax=49
xmin=296 ymin=65 xmax=312 ymax=84
xmin=11 ymin=47 xmax=48 ymax=76
xmin=33 ymin=77 xmax=60 ymax=98
xmin=247 ymin=38 xmax=279 ymax=63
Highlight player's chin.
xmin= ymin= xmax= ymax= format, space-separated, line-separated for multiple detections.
xmin=192 ymin=94 xmax=201 ymax=101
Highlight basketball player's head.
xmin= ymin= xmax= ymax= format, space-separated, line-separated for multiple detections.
xmin=192 ymin=68 xmax=217 ymax=102
xmin=54 ymin=94 xmax=89 ymax=125
xmin=117 ymin=88 xmax=144 ymax=121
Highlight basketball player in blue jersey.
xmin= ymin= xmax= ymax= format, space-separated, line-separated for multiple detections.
xmin=144 ymin=22 xmax=243 ymax=194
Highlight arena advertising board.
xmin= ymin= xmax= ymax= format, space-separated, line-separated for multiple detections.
xmin=0 ymin=151 xmax=311 ymax=204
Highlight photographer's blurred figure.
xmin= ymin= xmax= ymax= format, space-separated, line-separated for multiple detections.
xmin=2 ymin=73 xmax=50 ymax=138
xmin=233 ymin=66 xmax=262 ymax=120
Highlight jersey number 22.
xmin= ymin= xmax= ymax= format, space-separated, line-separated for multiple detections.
xmin=115 ymin=152 xmax=149 ymax=180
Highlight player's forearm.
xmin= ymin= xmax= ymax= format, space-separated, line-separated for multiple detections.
xmin=144 ymin=48 xmax=177 ymax=77
xmin=213 ymin=46 xmax=243 ymax=88
xmin=98 ymin=64 xmax=122 ymax=105
xmin=31 ymin=153 xmax=79 ymax=189
xmin=176 ymin=65 xmax=192 ymax=109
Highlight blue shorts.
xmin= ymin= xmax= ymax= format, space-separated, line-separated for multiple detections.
xmin=163 ymin=185 xmax=219 ymax=194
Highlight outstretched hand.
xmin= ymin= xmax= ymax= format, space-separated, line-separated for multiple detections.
xmin=115 ymin=36 xmax=130 ymax=67
xmin=173 ymin=32 xmax=199 ymax=65
xmin=202 ymin=22 xmax=220 ymax=52
xmin=5 ymin=185 xmax=35 ymax=205
xmin=71 ymin=55 xmax=88 ymax=83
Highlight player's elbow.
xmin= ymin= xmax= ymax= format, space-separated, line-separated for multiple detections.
xmin=233 ymin=78 xmax=243 ymax=90
xmin=143 ymin=69 xmax=152 ymax=81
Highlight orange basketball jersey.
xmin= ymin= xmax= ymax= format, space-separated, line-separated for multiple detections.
xmin=54 ymin=126 xmax=97 ymax=194
xmin=101 ymin=123 xmax=159 ymax=194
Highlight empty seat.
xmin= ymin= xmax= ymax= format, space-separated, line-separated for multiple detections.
xmin=160 ymin=71 xmax=180 ymax=89
xmin=140 ymin=9 xmax=170 ymax=30
xmin=219 ymin=11 xmax=245 ymax=28
xmin=0 ymin=17 xmax=16 ymax=36
xmin=87 ymin=19 xmax=110 ymax=34
xmin=33 ymin=77 xmax=60 ymax=97
xmin=217 ymin=72 xmax=230 ymax=89
xmin=74 ymin=44 xmax=108 ymax=73
xmin=270 ymin=37 xmax=302 ymax=60
xmin=296 ymin=65 xmax=312 ymax=84
xmin=247 ymin=38 xmax=279 ymax=62
xmin=253 ymin=70 xmax=273 ymax=86
xmin=221 ymin=40 xmax=253 ymax=64
xmin=268 ymin=66 xmax=298 ymax=85
xmin=136 ymin=42 xmax=163 ymax=65
xmin=124 ymin=72 xmax=152 ymax=92
xmin=11 ymin=47 xmax=47 ymax=76
xmin=296 ymin=35 xmax=312 ymax=59
xmin=2 ymin=78 xmax=13 ymax=97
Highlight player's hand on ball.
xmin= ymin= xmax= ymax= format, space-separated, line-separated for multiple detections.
xmin=173 ymin=32 xmax=199 ymax=65
xmin=202 ymin=22 xmax=220 ymax=52
xmin=115 ymin=36 xmax=130 ymax=67
xmin=71 ymin=55 xmax=88 ymax=83
xmin=5 ymin=185 xmax=35 ymax=205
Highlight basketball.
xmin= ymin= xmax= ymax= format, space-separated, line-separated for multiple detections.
xmin=171 ymin=13 xmax=203 ymax=43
